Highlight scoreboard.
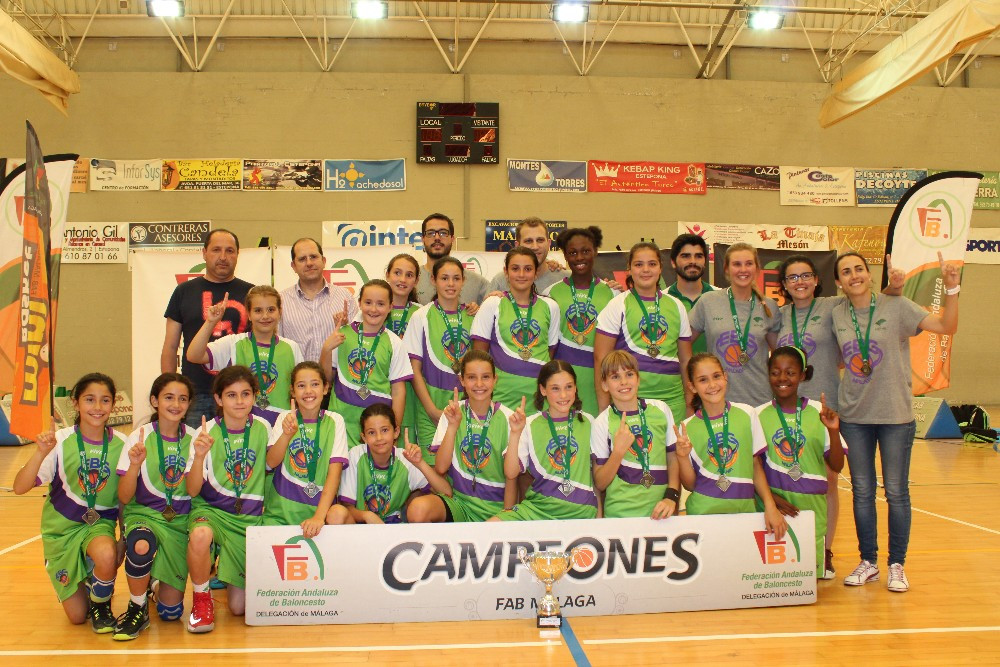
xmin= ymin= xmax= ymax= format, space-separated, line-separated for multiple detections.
xmin=417 ymin=102 xmax=499 ymax=164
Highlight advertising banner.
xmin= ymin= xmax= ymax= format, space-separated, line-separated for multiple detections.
xmin=62 ymin=223 xmax=127 ymax=263
xmin=588 ymin=161 xmax=707 ymax=195
xmin=323 ymin=159 xmax=406 ymax=192
xmin=854 ymin=168 xmax=927 ymax=207
xmin=128 ymin=221 xmax=210 ymax=249
xmin=245 ymin=513 xmax=816 ymax=625
xmin=931 ymin=169 xmax=999 ymax=210
xmin=965 ymin=228 xmax=1000 ymax=265
xmin=321 ymin=220 xmax=424 ymax=251
xmin=71 ymin=158 xmax=88 ymax=193
xmin=161 ymin=159 xmax=242 ymax=191
xmin=484 ymin=219 xmax=567 ymax=252
xmin=706 ymin=164 xmax=781 ymax=190
xmin=88 ymin=158 xmax=162 ymax=192
xmin=677 ymin=221 xmax=830 ymax=255
xmin=507 ymin=159 xmax=587 ymax=192
xmin=243 ymin=159 xmax=322 ymax=191
xmin=829 ymin=225 xmax=887 ymax=265
xmin=883 ymin=171 xmax=982 ymax=393
xmin=780 ymin=166 xmax=855 ymax=206
xmin=713 ymin=244 xmax=837 ymax=308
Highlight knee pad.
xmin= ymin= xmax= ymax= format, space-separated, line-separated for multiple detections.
xmin=156 ymin=600 xmax=184 ymax=621
xmin=124 ymin=527 xmax=158 ymax=579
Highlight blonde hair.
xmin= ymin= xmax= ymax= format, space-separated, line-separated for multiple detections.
xmin=245 ymin=284 xmax=282 ymax=311
xmin=600 ymin=350 xmax=640 ymax=380
xmin=723 ymin=243 xmax=771 ymax=318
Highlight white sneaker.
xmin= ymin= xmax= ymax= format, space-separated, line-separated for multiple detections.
xmin=887 ymin=563 xmax=909 ymax=592
xmin=844 ymin=560 xmax=880 ymax=586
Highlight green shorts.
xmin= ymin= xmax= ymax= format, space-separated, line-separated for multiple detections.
xmin=493 ymin=500 xmax=596 ymax=522
xmin=439 ymin=493 xmax=501 ymax=523
xmin=123 ymin=504 xmax=189 ymax=591
xmin=43 ymin=519 xmax=116 ymax=602
xmin=757 ymin=490 xmax=827 ymax=573
xmin=188 ymin=502 xmax=260 ymax=589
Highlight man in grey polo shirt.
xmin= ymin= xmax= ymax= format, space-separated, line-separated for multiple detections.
xmin=485 ymin=217 xmax=569 ymax=294
xmin=415 ymin=212 xmax=490 ymax=304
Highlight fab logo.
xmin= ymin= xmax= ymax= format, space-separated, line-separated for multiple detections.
xmin=272 ymin=535 xmax=325 ymax=581
xmin=908 ymin=190 xmax=968 ymax=250
xmin=754 ymin=527 xmax=801 ymax=565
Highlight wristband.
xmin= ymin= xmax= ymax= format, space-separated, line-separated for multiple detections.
xmin=663 ymin=487 xmax=681 ymax=503
xmin=944 ymin=285 xmax=961 ymax=296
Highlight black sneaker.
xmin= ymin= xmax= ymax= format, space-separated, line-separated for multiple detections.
xmin=112 ymin=600 xmax=150 ymax=641
xmin=89 ymin=599 xmax=116 ymax=634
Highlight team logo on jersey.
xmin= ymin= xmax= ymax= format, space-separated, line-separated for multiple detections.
xmin=287 ymin=434 xmax=318 ymax=478
xmin=460 ymin=432 xmax=492 ymax=475
xmin=770 ymin=428 xmax=807 ymax=466
xmin=364 ymin=482 xmax=392 ymax=517
xmin=508 ymin=317 xmax=542 ymax=351
xmin=224 ymin=448 xmax=258 ymax=486
xmin=162 ymin=454 xmax=187 ymax=491
xmin=637 ymin=314 xmax=669 ymax=347
xmin=346 ymin=346 xmax=376 ymax=384
xmin=715 ymin=330 xmax=759 ymax=373
xmin=840 ymin=339 xmax=884 ymax=383
xmin=440 ymin=329 xmax=471 ymax=367
xmin=566 ymin=301 xmax=598 ymax=340
xmin=56 ymin=569 xmax=69 ymax=586
xmin=546 ymin=434 xmax=579 ymax=475
xmin=706 ymin=432 xmax=740 ymax=471
xmin=776 ymin=331 xmax=817 ymax=360
xmin=249 ymin=360 xmax=278 ymax=395
xmin=77 ymin=457 xmax=111 ymax=495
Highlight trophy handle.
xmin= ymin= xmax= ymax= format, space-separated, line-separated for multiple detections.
xmin=565 ymin=547 xmax=582 ymax=573
xmin=517 ymin=546 xmax=532 ymax=571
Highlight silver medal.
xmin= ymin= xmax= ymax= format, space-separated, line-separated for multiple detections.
xmin=560 ymin=480 xmax=573 ymax=497
xmin=82 ymin=508 xmax=100 ymax=525
xmin=788 ymin=463 xmax=803 ymax=482
xmin=640 ymin=471 xmax=654 ymax=489
xmin=716 ymin=475 xmax=732 ymax=493
xmin=738 ymin=351 xmax=750 ymax=366
xmin=256 ymin=393 xmax=270 ymax=409
xmin=305 ymin=482 xmax=320 ymax=498
xmin=357 ymin=385 xmax=371 ymax=400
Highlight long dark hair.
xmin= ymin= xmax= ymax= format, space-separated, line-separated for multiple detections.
xmin=71 ymin=373 xmax=117 ymax=426
xmin=777 ymin=255 xmax=823 ymax=299
xmin=360 ymin=402 xmax=397 ymax=433
xmin=534 ymin=360 xmax=584 ymax=421
xmin=685 ymin=353 xmax=724 ymax=414
xmin=624 ymin=241 xmax=662 ymax=290
xmin=431 ymin=256 xmax=465 ymax=303
xmin=386 ymin=253 xmax=420 ymax=304
xmin=505 ymin=245 xmax=540 ymax=297
xmin=147 ymin=372 xmax=194 ymax=425
xmin=211 ymin=366 xmax=259 ymax=417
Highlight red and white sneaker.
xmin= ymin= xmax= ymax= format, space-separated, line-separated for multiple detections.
xmin=186 ymin=591 xmax=215 ymax=633
xmin=887 ymin=563 xmax=910 ymax=592
xmin=843 ymin=560 xmax=880 ymax=586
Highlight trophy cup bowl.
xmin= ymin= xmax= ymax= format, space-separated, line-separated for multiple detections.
xmin=518 ymin=546 xmax=581 ymax=628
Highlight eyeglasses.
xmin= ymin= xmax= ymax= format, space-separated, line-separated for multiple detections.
xmin=423 ymin=230 xmax=452 ymax=239
xmin=784 ymin=272 xmax=816 ymax=283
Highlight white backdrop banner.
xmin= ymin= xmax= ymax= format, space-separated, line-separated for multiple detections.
xmin=245 ymin=513 xmax=816 ymax=626
xmin=129 ymin=248 xmax=272 ymax=423
xmin=677 ymin=221 xmax=830 ymax=253
xmin=965 ymin=228 xmax=1000 ymax=265
xmin=321 ymin=220 xmax=424 ymax=251
xmin=780 ymin=166 xmax=856 ymax=206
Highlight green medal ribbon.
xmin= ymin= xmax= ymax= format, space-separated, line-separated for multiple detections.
xmin=435 ymin=301 xmax=466 ymax=365
xmin=221 ymin=418 xmax=253 ymax=503
xmin=364 ymin=446 xmax=396 ymax=519
xmin=296 ymin=412 xmax=323 ymax=483
xmin=612 ymin=400 xmax=652 ymax=479
xmin=355 ymin=323 xmax=386 ymax=387
xmin=388 ymin=303 xmax=413 ymax=337
xmin=630 ymin=289 xmax=662 ymax=344
xmin=699 ymin=406 xmax=732 ymax=476
xmin=462 ymin=400 xmax=495 ymax=487
xmin=727 ymin=288 xmax=756 ymax=355
xmin=773 ymin=398 xmax=804 ymax=466
xmin=504 ymin=291 xmax=536 ymax=357
xmin=848 ymin=293 xmax=877 ymax=367
xmin=75 ymin=428 xmax=109 ymax=511
xmin=568 ymin=278 xmax=597 ymax=341
xmin=250 ymin=335 xmax=277 ymax=400
xmin=154 ymin=423 xmax=182 ymax=509
xmin=790 ymin=299 xmax=817 ymax=352
xmin=543 ymin=411 xmax=574 ymax=487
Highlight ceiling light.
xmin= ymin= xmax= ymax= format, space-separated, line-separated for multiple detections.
xmin=748 ymin=10 xmax=784 ymax=30
xmin=553 ymin=3 xmax=589 ymax=23
xmin=146 ymin=0 xmax=184 ymax=17
xmin=352 ymin=1 xmax=388 ymax=19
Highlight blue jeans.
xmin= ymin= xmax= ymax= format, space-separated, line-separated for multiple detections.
xmin=185 ymin=392 xmax=217 ymax=429
xmin=841 ymin=421 xmax=916 ymax=566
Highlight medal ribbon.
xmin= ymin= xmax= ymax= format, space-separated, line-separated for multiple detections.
xmin=504 ymin=291 xmax=535 ymax=356
xmin=355 ymin=323 xmax=385 ymax=387
xmin=389 ymin=303 xmax=413 ymax=337
xmin=296 ymin=412 xmax=324 ymax=483
xmin=154 ymin=423 xmax=182 ymax=509
xmin=435 ymin=301 xmax=466 ymax=365
xmin=250 ymin=335 xmax=277 ymax=400
xmin=612 ymin=399 xmax=652 ymax=478
xmin=848 ymin=293 xmax=877 ymax=366
xmin=790 ymin=299 xmax=817 ymax=352
xmin=630 ymin=289 xmax=662 ymax=345
xmin=364 ymin=446 xmax=396 ymax=518
xmin=726 ymin=288 xmax=756 ymax=355
xmin=75 ymin=428 xmax=109 ymax=511
xmin=699 ymin=406 xmax=731 ymax=477
xmin=773 ymin=399 xmax=804 ymax=467
xmin=544 ymin=411 xmax=574 ymax=488
xmin=221 ymin=418 xmax=252 ymax=502
xmin=568 ymin=278 xmax=597 ymax=340
xmin=462 ymin=400 xmax=495 ymax=486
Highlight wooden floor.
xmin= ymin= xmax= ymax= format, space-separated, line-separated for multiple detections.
xmin=2 ymin=432 xmax=999 ymax=666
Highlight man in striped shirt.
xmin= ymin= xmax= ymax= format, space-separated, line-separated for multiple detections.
xmin=278 ymin=237 xmax=358 ymax=363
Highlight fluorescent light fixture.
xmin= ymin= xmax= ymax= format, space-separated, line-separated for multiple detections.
xmin=553 ymin=2 xmax=589 ymax=23
xmin=748 ymin=10 xmax=784 ymax=30
xmin=146 ymin=0 xmax=184 ymax=17
xmin=352 ymin=0 xmax=388 ymax=19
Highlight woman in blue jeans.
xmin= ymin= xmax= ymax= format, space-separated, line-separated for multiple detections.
xmin=831 ymin=251 xmax=960 ymax=593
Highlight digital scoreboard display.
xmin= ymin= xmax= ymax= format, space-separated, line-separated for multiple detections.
xmin=417 ymin=102 xmax=499 ymax=165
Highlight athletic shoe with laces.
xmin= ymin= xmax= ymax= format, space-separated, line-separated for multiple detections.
xmin=186 ymin=591 xmax=215 ymax=633
xmin=89 ymin=599 xmax=116 ymax=634
xmin=112 ymin=600 xmax=150 ymax=641
xmin=819 ymin=549 xmax=836 ymax=580
xmin=843 ymin=560 xmax=880 ymax=586
xmin=887 ymin=563 xmax=909 ymax=592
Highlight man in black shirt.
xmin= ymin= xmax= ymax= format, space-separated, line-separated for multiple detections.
xmin=161 ymin=229 xmax=253 ymax=426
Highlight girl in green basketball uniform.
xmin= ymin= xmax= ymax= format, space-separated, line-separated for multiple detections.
xmin=385 ymin=254 xmax=421 ymax=447
xmin=492 ymin=361 xmax=598 ymax=521
xmin=755 ymin=346 xmax=845 ymax=577
xmin=405 ymin=257 xmax=476 ymax=464
xmin=329 ymin=404 xmax=452 ymax=524
xmin=13 ymin=373 xmax=126 ymax=632
xmin=113 ymin=372 xmax=195 ymax=640
xmin=406 ymin=350 xmax=515 ymax=523
xmin=591 ymin=351 xmax=681 ymax=519
xmin=320 ymin=279 xmax=413 ymax=449
xmin=674 ymin=353 xmax=786 ymax=540
xmin=262 ymin=362 xmax=349 ymax=535
xmin=187 ymin=285 xmax=303 ymax=421
xmin=185 ymin=366 xmax=271 ymax=634
xmin=471 ymin=246 xmax=561 ymax=416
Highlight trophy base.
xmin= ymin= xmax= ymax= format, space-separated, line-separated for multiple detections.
xmin=537 ymin=614 xmax=562 ymax=629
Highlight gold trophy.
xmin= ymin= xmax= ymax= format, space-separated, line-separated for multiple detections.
xmin=518 ymin=546 xmax=581 ymax=628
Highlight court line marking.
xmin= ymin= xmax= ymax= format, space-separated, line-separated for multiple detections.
xmin=0 ymin=534 xmax=40 ymax=556
xmin=837 ymin=484 xmax=1000 ymax=536
xmin=561 ymin=620 xmax=592 ymax=667
xmin=582 ymin=626 xmax=1000 ymax=645
xmin=0 ymin=640 xmax=562 ymax=657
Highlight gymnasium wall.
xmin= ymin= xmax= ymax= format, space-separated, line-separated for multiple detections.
xmin=1 ymin=37 xmax=998 ymax=405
